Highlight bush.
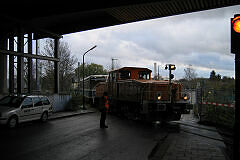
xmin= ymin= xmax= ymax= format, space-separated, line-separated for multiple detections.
xmin=68 ymin=95 xmax=83 ymax=111
xmin=204 ymin=105 xmax=234 ymax=129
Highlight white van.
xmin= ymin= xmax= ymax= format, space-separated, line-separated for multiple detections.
xmin=0 ymin=95 xmax=53 ymax=128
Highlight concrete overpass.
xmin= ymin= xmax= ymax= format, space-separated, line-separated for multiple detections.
xmin=0 ymin=0 xmax=240 ymax=159
xmin=0 ymin=0 xmax=239 ymax=95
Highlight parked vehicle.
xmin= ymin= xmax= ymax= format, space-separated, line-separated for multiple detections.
xmin=0 ymin=95 xmax=53 ymax=128
xmin=79 ymin=75 xmax=108 ymax=105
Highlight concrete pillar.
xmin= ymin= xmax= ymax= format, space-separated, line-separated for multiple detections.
xmin=0 ymin=38 xmax=8 ymax=95
xmin=28 ymin=33 xmax=33 ymax=93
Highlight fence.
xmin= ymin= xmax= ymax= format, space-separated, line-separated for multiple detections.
xmin=202 ymin=101 xmax=235 ymax=108
xmin=201 ymin=103 xmax=235 ymax=129
xmin=196 ymin=88 xmax=235 ymax=129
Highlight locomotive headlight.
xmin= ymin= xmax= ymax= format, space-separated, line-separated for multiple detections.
xmin=157 ymin=93 xmax=161 ymax=101
xmin=183 ymin=95 xmax=188 ymax=100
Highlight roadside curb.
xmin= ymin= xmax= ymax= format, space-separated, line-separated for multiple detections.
xmin=49 ymin=110 xmax=96 ymax=120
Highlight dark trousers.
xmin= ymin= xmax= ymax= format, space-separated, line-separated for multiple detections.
xmin=100 ymin=111 xmax=107 ymax=127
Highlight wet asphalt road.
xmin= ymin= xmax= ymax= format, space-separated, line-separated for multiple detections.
xmin=0 ymin=113 xmax=168 ymax=160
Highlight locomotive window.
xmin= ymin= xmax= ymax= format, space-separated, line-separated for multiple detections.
xmin=119 ymin=71 xmax=131 ymax=80
xmin=109 ymin=73 xmax=112 ymax=82
xmin=113 ymin=72 xmax=117 ymax=82
xmin=139 ymin=71 xmax=150 ymax=80
xmin=147 ymin=73 xmax=150 ymax=80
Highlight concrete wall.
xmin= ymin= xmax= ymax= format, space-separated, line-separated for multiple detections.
xmin=48 ymin=94 xmax=72 ymax=112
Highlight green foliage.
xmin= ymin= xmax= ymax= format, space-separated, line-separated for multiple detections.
xmin=179 ymin=70 xmax=235 ymax=103
xmin=202 ymin=77 xmax=235 ymax=104
xmin=209 ymin=70 xmax=221 ymax=81
xmin=68 ymin=95 xmax=83 ymax=111
xmin=204 ymin=105 xmax=234 ymax=129
xmin=75 ymin=63 xmax=108 ymax=78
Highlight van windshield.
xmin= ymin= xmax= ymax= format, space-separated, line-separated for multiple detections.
xmin=0 ymin=96 xmax=24 ymax=108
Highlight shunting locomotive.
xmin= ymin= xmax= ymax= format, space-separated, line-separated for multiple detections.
xmin=96 ymin=66 xmax=188 ymax=122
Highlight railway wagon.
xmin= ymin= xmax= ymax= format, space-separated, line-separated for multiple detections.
xmin=105 ymin=67 xmax=188 ymax=122
xmin=80 ymin=75 xmax=108 ymax=105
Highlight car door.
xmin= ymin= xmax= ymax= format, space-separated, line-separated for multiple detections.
xmin=41 ymin=96 xmax=51 ymax=110
xmin=19 ymin=97 xmax=34 ymax=122
xmin=32 ymin=97 xmax=43 ymax=119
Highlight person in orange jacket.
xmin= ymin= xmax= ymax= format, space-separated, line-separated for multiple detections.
xmin=100 ymin=92 xmax=109 ymax=128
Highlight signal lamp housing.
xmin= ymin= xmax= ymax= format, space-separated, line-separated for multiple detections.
xmin=231 ymin=14 xmax=240 ymax=54
xmin=170 ymin=65 xmax=176 ymax=70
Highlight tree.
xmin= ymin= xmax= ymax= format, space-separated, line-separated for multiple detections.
xmin=75 ymin=63 xmax=108 ymax=79
xmin=216 ymin=74 xmax=221 ymax=81
xmin=184 ymin=65 xmax=197 ymax=81
xmin=209 ymin=70 xmax=221 ymax=81
xmin=41 ymin=39 xmax=78 ymax=93
xmin=210 ymin=70 xmax=216 ymax=80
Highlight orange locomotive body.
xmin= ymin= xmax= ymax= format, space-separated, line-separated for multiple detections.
xmin=97 ymin=67 xmax=187 ymax=122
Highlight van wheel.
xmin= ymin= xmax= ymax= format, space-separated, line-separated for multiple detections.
xmin=7 ymin=116 xmax=18 ymax=128
xmin=41 ymin=112 xmax=48 ymax=122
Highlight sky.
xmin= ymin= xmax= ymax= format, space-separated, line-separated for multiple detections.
xmin=63 ymin=5 xmax=240 ymax=80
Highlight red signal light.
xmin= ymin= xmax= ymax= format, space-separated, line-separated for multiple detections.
xmin=232 ymin=16 xmax=240 ymax=33
xmin=231 ymin=14 xmax=240 ymax=54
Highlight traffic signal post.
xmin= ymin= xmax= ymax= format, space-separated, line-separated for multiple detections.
xmin=165 ymin=64 xmax=176 ymax=84
xmin=165 ymin=64 xmax=176 ymax=104
xmin=231 ymin=14 xmax=240 ymax=160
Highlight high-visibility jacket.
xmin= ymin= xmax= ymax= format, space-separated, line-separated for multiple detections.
xmin=104 ymin=96 xmax=109 ymax=111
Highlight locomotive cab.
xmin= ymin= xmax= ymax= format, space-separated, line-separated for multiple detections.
xmin=108 ymin=67 xmax=151 ymax=81
xmin=106 ymin=67 xmax=187 ymax=122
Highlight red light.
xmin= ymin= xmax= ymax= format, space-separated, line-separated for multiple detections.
xmin=232 ymin=16 xmax=240 ymax=33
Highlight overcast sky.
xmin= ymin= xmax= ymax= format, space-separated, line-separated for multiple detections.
xmin=63 ymin=5 xmax=240 ymax=79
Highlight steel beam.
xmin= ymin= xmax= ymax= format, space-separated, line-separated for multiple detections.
xmin=0 ymin=38 xmax=8 ymax=95
xmin=54 ymin=38 xmax=59 ymax=94
xmin=9 ymin=37 xmax=15 ymax=94
xmin=0 ymin=49 xmax=59 ymax=61
xmin=36 ymin=39 xmax=40 ymax=91
xmin=28 ymin=33 xmax=33 ymax=93
xmin=234 ymin=53 xmax=240 ymax=160
xmin=17 ymin=28 xmax=24 ymax=94
xmin=33 ymin=30 xmax=63 ymax=40
xmin=0 ymin=14 xmax=63 ymax=40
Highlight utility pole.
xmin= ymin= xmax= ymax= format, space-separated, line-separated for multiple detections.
xmin=78 ymin=62 xmax=80 ymax=94
xmin=82 ymin=45 xmax=97 ymax=110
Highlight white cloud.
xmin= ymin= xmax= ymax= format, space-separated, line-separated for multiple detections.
xmin=63 ymin=5 xmax=240 ymax=79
